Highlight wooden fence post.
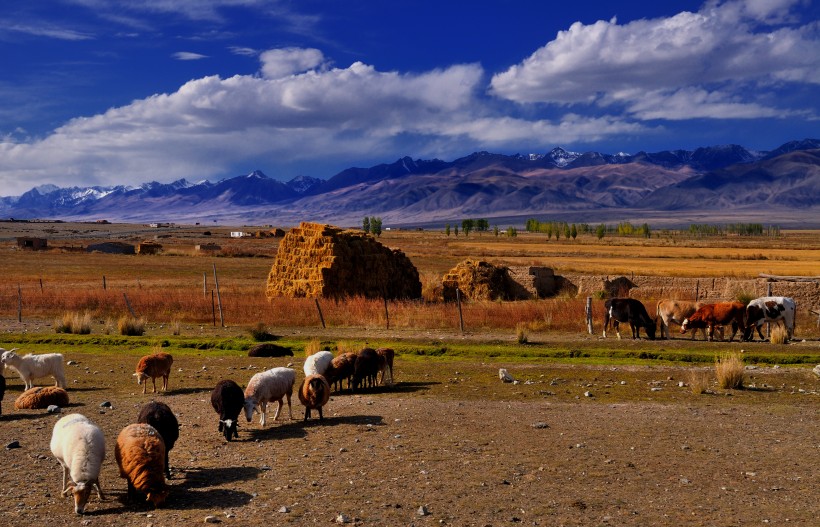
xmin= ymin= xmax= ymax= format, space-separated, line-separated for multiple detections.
xmin=213 ymin=264 xmax=224 ymax=327
xmin=695 ymin=279 xmax=699 ymax=301
xmin=203 ymin=272 xmax=207 ymax=298
xmin=315 ymin=298 xmax=326 ymax=329
xmin=384 ymin=296 xmax=390 ymax=330
xmin=18 ymin=284 xmax=22 ymax=323
xmin=103 ymin=275 xmax=107 ymax=290
xmin=211 ymin=290 xmax=216 ymax=326
xmin=39 ymin=278 xmax=43 ymax=293
xmin=585 ymin=296 xmax=593 ymax=334
xmin=456 ymin=288 xmax=465 ymax=333
xmin=123 ymin=293 xmax=136 ymax=317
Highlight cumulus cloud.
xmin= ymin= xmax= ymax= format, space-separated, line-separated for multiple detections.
xmin=260 ymin=48 xmax=326 ymax=79
xmin=490 ymin=0 xmax=820 ymax=119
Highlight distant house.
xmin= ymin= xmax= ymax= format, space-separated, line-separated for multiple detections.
xmin=230 ymin=231 xmax=248 ymax=238
xmin=87 ymin=242 xmax=135 ymax=255
xmin=137 ymin=242 xmax=163 ymax=255
xmin=195 ymin=243 xmax=221 ymax=253
xmin=16 ymin=237 xmax=47 ymax=250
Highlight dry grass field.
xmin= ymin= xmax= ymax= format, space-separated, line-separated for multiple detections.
xmin=1 ymin=221 xmax=819 ymax=526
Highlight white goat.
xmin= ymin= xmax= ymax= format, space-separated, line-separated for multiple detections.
xmin=244 ymin=367 xmax=295 ymax=427
xmin=50 ymin=413 xmax=106 ymax=514
xmin=303 ymin=350 xmax=334 ymax=377
xmin=1 ymin=348 xmax=66 ymax=390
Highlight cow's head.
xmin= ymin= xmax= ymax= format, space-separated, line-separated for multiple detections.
xmin=680 ymin=318 xmax=690 ymax=333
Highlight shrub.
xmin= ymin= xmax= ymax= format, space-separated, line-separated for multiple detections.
xmin=54 ymin=311 xmax=92 ymax=334
xmin=715 ymin=352 xmax=745 ymax=389
xmin=687 ymin=369 xmax=712 ymax=394
xmin=735 ymin=291 xmax=756 ymax=306
xmin=769 ymin=324 xmax=788 ymax=344
xmin=516 ymin=322 xmax=528 ymax=344
xmin=118 ymin=315 xmax=146 ymax=336
xmin=304 ymin=338 xmax=323 ymax=356
xmin=171 ymin=319 xmax=182 ymax=336
xmin=248 ymin=322 xmax=276 ymax=341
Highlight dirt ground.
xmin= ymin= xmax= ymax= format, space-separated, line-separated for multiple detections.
xmin=1 ymin=349 xmax=818 ymax=527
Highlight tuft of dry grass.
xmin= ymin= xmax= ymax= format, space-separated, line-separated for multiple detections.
xmin=687 ymin=369 xmax=712 ymax=394
xmin=715 ymin=351 xmax=745 ymax=389
xmin=516 ymin=322 xmax=528 ymax=344
xmin=335 ymin=340 xmax=361 ymax=354
xmin=770 ymin=324 xmax=788 ymax=344
xmin=54 ymin=311 xmax=92 ymax=334
xmin=247 ymin=322 xmax=275 ymax=341
xmin=118 ymin=315 xmax=145 ymax=336
xmin=304 ymin=338 xmax=323 ymax=356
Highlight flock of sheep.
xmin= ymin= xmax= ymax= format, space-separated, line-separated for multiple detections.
xmin=0 ymin=344 xmax=395 ymax=515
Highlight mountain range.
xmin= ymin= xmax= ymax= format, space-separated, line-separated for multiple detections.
xmin=2 ymin=139 xmax=819 ymax=227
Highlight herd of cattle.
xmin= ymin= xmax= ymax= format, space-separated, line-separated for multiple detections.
xmin=602 ymin=296 xmax=796 ymax=342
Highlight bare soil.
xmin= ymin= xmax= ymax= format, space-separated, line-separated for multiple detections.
xmin=1 ymin=351 xmax=818 ymax=527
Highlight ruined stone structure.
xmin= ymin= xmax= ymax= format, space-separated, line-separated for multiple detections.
xmin=266 ymin=222 xmax=421 ymax=300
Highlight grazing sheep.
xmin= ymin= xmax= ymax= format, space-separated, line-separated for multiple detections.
xmin=325 ymin=352 xmax=357 ymax=392
xmin=248 ymin=343 xmax=294 ymax=357
xmin=298 ymin=374 xmax=331 ymax=421
xmin=0 ymin=348 xmax=66 ymax=389
xmin=303 ymin=350 xmax=334 ymax=377
xmin=136 ymin=401 xmax=179 ymax=479
xmin=134 ymin=352 xmax=173 ymax=394
xmin=243 ymin=367 xmax=295 ymax=427
xmin=115 ymin=423 xmax=169 ymax=507
xmin=50 ymin=413 xmax=106 ymax=514
xmin=211 ymin=379 xmax=245 ymax=441
xmin=0 ymin=374 xmax=5 ymax=416
xmin=353 ymin=348 xmax=379 ymax=391
xmin=15 ymin=386 xmax=70 ymax=409
xmin=375 ymin=347 xmax=395 ymax=385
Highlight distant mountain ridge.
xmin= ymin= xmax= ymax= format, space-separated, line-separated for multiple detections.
xmin=1 ymin=139 xmax=818 ymax=227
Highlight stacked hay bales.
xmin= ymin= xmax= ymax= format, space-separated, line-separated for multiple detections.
xmin=441 ymin=259 xmax=522 ymax=301
xmin=266 ymin=222 xmax=421 ymax=300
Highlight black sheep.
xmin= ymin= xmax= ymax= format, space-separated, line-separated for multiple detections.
xmin=136 ymin=401 xmax=179 ymax=479
xmin=210 ymin=379 xmax=245 ymax=441
xmin=247 ymin=343 xmax=294 ymax=357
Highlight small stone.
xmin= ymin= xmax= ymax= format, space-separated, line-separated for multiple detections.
xmin=67 ymin=360 xmax=77 ymax=365
xmin=224 ymin=513 xmax=236 ymax=519
xmin=678 ymin=382 xmax=685 ymax=388
xmin=339 ymin=447 xmax=348 ymax=453
xmin=620 ymin=381 xmax=627 ymax=385
xmin=584 ymin=391 xmax=593 ymax=397
xmin=335 ymin=513 xmax=351 ymax=524
xmin=499 ymin=368 xmax=514 ymax=383
xmin=278 ymin=506 xmax=290 ymax=513
xmin=6 ymin=441 xmax=21 ymax=449
xmin=47 ymin=405 xmax=61 ymax=414
xmin=651 ymin=387 xmax=662 ymax=392
xmin=417 ymin=505 xmax=430 ymax=516
xmin=100 ymin=401 xmax=112 ymax=408
xmin=204 ymin=515 xmax=220 ymax=523
xmin=531 ymin=422 xmax=549 ymax=429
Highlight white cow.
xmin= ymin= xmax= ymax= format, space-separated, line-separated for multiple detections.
xmin=744 ymin=296 xmax=796 ymax=341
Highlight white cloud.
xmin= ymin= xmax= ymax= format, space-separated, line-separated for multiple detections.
xmin=490 ymin=0 xmax=820 ymax=119
xmin=1 ymin=21 xmax=93 ymax=40
xmin=259 ymin=48 xmax=326 ymax=79
xmin=173 ymin=51 xmax=208 ymax=61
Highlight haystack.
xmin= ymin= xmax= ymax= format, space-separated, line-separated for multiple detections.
xmin=266 ymin=222 xmax=421 ymax=300
xmin=441 ymin=259 xmax=520 ymax=301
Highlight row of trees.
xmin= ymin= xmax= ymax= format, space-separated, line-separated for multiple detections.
xmin=361 ymin=216 xmax=383 ymax=237
xmin=688 ymin=223 xmax=780 ymax=237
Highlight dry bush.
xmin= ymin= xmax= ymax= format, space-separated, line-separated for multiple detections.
xmin=54 ymin=311 xmax=92 ymax=334
xmin=248 ymin=322 xmax=275 ymax=341
xmin=687 ymin=369 xmax=712 ymax=394
xmin=170 ymin=319 xmax=181 ymax=336
xmin=335 ymin=341 xmax=362 ymax=354
xmin=420 ymin=273 xmax=443 ymax=303
xmin=770 ymin=324 xmax=788 ymax=344
xmin=304 ymin=338 xmax=323 ymax=356
xmin=516 ymin=322 xmax=528 ymax=344
xmin=118 ymin=315 xmax=145 ymax=336
xmin=715 ymin=352 xmax=745 ymax=389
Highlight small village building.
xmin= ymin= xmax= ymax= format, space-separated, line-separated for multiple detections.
xmin=137 ymin=242 xmax=163 ymax=255
xmin=195 ymin=243 xmax=222 ymax=253
xmin=16 ymin=237 xmax=48 ymax=250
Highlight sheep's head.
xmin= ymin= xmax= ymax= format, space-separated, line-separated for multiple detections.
xmin=1 ymin=348 xmax=19 ymax=365
xmin=134 ymin=372 xmax=149 ymax=385
xmin=243 ymin=398 xmax=256 ymax=422
xmin=219 ymin=419 xmax=238 ymax=441
xmin=63 ymin=482 xmax=93 ymax=514
xmin=146 ymin=486 xmax=169 ymax=508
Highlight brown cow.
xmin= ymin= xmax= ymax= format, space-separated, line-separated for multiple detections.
xmin=680 ymin=302 xmax=745 ymax=342
xmin=656 ymin=300 xmax=723 ymax=341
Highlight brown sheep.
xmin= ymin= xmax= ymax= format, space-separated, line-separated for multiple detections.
xmin=15 ymin=386 xmax=70 ymax=409
xmin=115 ymin=423 xmax=169 ymax=507
xmin=324 ymin=352 xmax=357 ymax=392
xmin=353 ymin=348 xmax=379 ymax=391
xmin=298 ymin=374 xmax=330 ymax=421
xmin=134 ymin=352 xmax=173 ymax=394
xmin=375 ymin=347 xmax=395 ymax=385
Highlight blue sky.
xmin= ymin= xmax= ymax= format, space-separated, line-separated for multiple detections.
xmin=0 ymin=0 xmax=818 ymax=196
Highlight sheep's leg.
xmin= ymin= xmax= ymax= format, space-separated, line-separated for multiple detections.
xmin=259 ymin=402 xmax=267 ymax=426
xmin=152 ymin=377 xmax=157 ymax=393
xmin=304 ymin=407 xmax=310 ymax=421
xmin=286 ymin=391 xmax=293 ymax=419
xmin=93 ymin=479 xmax=104 ymax=500
xmin=272 ymin=399 xmax=283 ymax=421
xmin=318 ymin=406 xmax=323 ymax=421
xmin=61 ymin=464 xmax=70 ymax=495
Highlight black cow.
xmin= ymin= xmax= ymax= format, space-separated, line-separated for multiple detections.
xmin=603 ymin=298 xmax=656 ymax=340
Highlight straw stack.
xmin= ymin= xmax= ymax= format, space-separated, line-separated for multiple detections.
xmin=441 ymin=259 xmax=518 ymax=301
xmin=266 ymin=222 xmax=421 ymax=300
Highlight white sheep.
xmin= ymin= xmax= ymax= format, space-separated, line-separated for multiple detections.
xmin=243 ymin=367 xmax=295 ymax=427
xmin=50 ymin=413 xmax=106 ymax=514
xmin=1 ymin=348 xmax=66 ymax=390
xmin=303 ymin=350 xmax=334 ymax=377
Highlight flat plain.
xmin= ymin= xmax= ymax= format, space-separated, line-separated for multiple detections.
xmin=0 ymin=221 xmax=818 ymax=526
